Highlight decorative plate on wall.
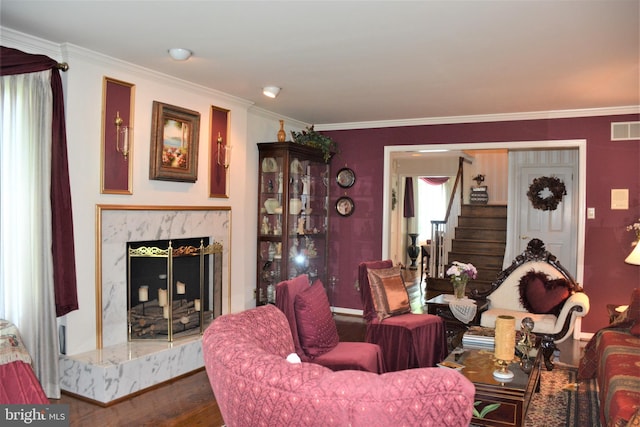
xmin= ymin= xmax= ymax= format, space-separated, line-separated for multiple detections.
xmin=336 ymin=196 xmax=355 ymax=217
xmin=336 ymin=167 xmax=356 ymax=188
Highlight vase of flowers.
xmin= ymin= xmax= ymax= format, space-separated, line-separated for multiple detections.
xmin=446 ymin=261 xmax=477 ymax=299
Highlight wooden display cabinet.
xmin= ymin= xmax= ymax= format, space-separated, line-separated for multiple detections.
xmin=256 ymin=142 xmax=329 ymax=305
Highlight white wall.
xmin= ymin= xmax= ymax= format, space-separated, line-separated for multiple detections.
xmin=2 ymin=27 xmax=307 ymax=355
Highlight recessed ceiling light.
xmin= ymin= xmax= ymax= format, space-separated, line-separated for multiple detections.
xmin=263 ymin=86 xmax=281 ymax=98
xmin=168 ymin=48 xmax=192 ymax=61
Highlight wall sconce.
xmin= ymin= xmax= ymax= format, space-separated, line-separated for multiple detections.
xmin=217 ymin=132 xmax=231 ymax=169
xmin=114 ymin=111 xmax=131 ymax=160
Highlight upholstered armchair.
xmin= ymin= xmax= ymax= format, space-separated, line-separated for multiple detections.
xmin=203 ymin=304 xmax=475 ymax=427
xmin=275 ymin=274 xmax=384 ymax=373
xmin=358 ymin=260 xmax=447 ymax=372
xmin=474 ymin=238 xmax=590 ymax=370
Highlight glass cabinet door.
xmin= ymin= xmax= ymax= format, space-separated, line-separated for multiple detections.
xmin=257 ymin=142 xmax=329 ymax=305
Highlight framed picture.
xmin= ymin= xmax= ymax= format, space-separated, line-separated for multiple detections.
xmin=150 ymin=101 xmax=201 ymax=182
xmin=336 ymin=196 xmax=355 ymax=217
xmin=336 ymin=167 xmax=356 ymax=188
xmin=101 ymin=77 xmax=134 ymax=194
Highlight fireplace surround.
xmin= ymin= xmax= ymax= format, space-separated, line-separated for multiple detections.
xmin=59 ymin=205 xmax=231 ymax=404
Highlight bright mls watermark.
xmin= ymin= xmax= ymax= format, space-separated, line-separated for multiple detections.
xmin=1 ymin=405 xmax=69 ymax=426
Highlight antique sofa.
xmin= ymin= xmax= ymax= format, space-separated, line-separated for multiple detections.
xmin=579 ymin=288 xmax=640 ymax=427
xmin=202 ymin=304 xmax=475 ymax=427
xmin=474 ymin=238 xmax=590 ymax=370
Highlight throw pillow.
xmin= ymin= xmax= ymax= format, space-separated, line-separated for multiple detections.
xmin=367 ymin=265 xmax=411 ymax=320
xmin=294 ymin=280 xmax=339 ymax=358
xmin=518 ymin=270 xmax=571 ymax=316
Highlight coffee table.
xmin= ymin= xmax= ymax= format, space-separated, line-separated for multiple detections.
xmin=442 ymin=347 xmax=541 ymax=427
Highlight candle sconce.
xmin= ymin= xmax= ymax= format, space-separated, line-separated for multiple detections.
xmin=114 ymin=111 xmax=131 ymax=160
xmin=101 ymin=77 xmax=134 ymax=194
xmin=217 ymin=132 xmax=231 ymax=169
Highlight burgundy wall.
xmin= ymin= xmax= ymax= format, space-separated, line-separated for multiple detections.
xmin=324 ymin=114 xmax=640 ymax=334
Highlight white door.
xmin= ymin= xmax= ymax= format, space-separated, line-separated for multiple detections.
xmin=507 ymin=150 xmax=579 ymax=277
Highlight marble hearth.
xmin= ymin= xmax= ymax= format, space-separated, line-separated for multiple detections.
xmin=59 ymin=206 xmax=230 ymax=404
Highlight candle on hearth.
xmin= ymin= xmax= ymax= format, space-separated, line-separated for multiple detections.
xmin=138 ymin=285 xmax=149 ymax=302
xmin=194 ymin=299 xmax=201 ymax=312
xmin=158 ymin=288 xmax=167 ymax=307
xmin=163 ymin=305 xmax=170 ymax=319
xmin=494 ymin=315 xmax=516 ymax=361
xmin=176 ymin=281 xmax=186 ymax=295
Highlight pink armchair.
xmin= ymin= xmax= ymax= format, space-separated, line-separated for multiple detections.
xmin=202 ymin=304 xmax=475 ymax=427
xmin=275 ymin=275 xmax=384 ymax=373
xmin=358 ymin=260 xmax=447 ymax=372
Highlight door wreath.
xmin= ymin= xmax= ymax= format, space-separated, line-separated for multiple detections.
xmin=527 ymin=176 xmax=567 ymax=211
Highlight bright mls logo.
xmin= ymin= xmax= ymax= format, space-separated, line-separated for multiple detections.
xmin=1 ymin=405 xmax=69 ymax=426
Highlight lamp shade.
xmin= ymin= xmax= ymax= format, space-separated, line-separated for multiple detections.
xmin=625 ymin=243 xmax=640 ymax=265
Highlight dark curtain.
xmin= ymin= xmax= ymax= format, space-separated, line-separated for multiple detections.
xmin=403 ymin=177 xmax=414 ymax=218
xmin=1 ymin=46 xmax=78 ymax=316
xmin=420 ymin=176 xmax=450 ymax=186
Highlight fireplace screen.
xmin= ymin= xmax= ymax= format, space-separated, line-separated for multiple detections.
xmin=127 ymin=237 xmax=222 ymax=341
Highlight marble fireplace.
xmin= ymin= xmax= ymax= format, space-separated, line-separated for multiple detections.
xmin=59 ymin=205 xmax=230 ymax=404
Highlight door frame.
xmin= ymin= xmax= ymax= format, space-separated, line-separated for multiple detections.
xmin=382 ymin=139 xmax=587 ymax=284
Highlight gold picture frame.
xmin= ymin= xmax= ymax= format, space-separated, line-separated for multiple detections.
xmin=149 ymin=101 xmax=201 ymax=182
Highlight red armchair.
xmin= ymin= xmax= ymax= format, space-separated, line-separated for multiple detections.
xmin=203 ymin=304 xmax=475 ymax=427
xmin=276 ymin=274 xmax=384 ymax=373
xmin=358 ymin=260 xmax=447 ymax=372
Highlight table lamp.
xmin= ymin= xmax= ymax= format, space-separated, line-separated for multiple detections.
xmin=625 ymin=243 xmax=640 ymax=265
xmin=494 ymin=315 xmax=516 ymax=380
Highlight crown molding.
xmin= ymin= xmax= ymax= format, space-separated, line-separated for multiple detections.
xmin=248 ymin=106 xmax=309 ymax=130
xmin=1 ymin=26 xmax=254 ymax=111
xmin=1 ymin=26 xmax=63 ymax=60
xmin=316 ymin=106 xmax=640 ymax=131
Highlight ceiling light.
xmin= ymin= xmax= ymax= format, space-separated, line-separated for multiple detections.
xmin=168 ymin=48 xmax=192 ymax=61
xmin=263 ymin=86 xmax=281 ymax=98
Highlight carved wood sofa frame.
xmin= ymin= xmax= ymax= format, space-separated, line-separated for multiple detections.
xmin=473 ymin=238 xmax=588 ymax=370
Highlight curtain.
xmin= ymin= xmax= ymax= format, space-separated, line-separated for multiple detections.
xmin=403 ymin=177 xmax=415 ymax=218
xmin=420 ymin=176 xmax=449 ymax=186
xmin=0 ymin=46 xmax=78 ymax=398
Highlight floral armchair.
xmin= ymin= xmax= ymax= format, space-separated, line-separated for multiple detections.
xmin=474 ymin=238 xmax=590 ymax=370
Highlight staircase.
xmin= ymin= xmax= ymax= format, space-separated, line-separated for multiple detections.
xmin=427 ymin=205 xmax=507 ymax=298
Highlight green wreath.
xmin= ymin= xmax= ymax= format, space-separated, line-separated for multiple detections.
xmin=527 ymin=176 xmax=567 ymax=211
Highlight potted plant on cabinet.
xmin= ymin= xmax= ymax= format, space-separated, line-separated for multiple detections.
xmin=290 ymin=125 xmax=337 ymax=162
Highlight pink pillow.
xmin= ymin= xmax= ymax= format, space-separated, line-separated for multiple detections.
xmin=518 ymin=270 xmax=571 ymax=315
xmin=294 ymin=280 xmax=339 ymax=358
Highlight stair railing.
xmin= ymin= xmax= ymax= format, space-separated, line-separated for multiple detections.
xmin=430 ymin=157 xmax=465 ymax=278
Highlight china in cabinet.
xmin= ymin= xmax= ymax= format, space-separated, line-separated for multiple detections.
xmin=257 ymin=142 xmax=329 ymax=305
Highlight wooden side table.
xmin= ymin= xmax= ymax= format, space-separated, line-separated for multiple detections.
xmin=425 ymin=295 xmax=489 ymax=351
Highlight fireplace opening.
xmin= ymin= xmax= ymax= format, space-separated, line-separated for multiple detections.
xmin=127 ymin=237 xmax=222 ymax=341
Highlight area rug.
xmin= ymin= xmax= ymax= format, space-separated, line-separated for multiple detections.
xmin=525 ymin=365 xmax=601 ymax=427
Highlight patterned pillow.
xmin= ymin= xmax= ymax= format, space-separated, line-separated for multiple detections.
xmin=294 ymin=280 xmax=339 ymax=358
xmin=518 ymin=270 xmax=571 ymax=316
xmin=366 ymin=265 xmax=411 ymax=320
